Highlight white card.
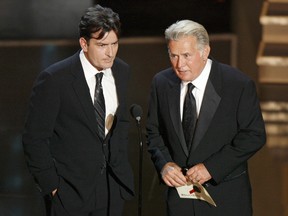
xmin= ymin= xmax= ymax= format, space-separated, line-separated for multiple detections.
xmin=176 ymin=182 xmax=217 ymax=207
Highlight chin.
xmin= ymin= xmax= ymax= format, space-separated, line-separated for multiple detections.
xmin=102 ymin=64 xmax=113 ymax=69
xmin=177 ymin=74 xmax=191 ymax=82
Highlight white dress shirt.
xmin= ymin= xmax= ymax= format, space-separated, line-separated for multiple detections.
xmin=180 ymin=59 xmax=212 ymax=120
xmin=79 ymin=50 xmax=118 ymax=135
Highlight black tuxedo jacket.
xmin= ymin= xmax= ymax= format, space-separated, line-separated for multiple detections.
xmin=23 ymin=51 xmax=134 ymax=212
xmin=146 ymin=59 xmax=266 ymax=215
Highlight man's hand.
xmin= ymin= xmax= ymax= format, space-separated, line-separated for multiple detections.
xmin=161 ymin=162 xmax=187 ymax=187
xmin=186 ymin=163 xmax=211 ymax=185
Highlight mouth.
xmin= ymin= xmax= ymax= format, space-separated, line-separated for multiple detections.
xmin=177 ymin=70 xmax=188 ymax=74
xmin=104 ymin=58 xmax=114 ymax=63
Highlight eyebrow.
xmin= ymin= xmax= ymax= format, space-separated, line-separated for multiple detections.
xmin=95 ymin=40 xmax=119 ymax=45
xmin=170 ymin=52 xmax=191 ymax=56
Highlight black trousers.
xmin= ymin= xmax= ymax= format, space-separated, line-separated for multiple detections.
xmin=44 ymin=171 xmax=125 ymax=216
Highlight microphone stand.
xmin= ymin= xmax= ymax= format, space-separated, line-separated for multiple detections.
xmin=136 ymin=117 xmax=143 ymax=216
xmin=130 ymin=104 xmax=144 ymax=216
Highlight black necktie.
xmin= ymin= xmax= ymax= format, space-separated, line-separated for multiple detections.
xmin=182 ymin=83 xmax=197 ymax=150
xmin=94 ymin=72 xmax=106 ymax=140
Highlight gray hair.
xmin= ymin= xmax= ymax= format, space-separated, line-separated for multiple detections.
xmin=165 ymin=20 xmax=209 ymax=51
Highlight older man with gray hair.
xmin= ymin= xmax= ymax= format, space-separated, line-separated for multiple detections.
xmin=146 ymin=19 xmax=266 ymax=216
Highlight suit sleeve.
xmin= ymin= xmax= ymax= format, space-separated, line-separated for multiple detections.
xmin=146 ymin=77 xmax=173 ymax=173
xmin=203 ymin=79 xmax=266 ymax=183
xmin=22 ymin=71 xmax=60 ymax=195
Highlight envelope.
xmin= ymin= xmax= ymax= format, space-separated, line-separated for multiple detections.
xmin=176 ymin=182 xmax=217 ymax=207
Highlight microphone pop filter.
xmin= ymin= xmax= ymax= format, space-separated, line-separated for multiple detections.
xmin=130 ymin=104 xmax=143 ymax=121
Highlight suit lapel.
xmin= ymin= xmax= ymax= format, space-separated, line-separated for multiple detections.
xmin=189 ymin=60 xmax=222 ymax=154
xmin=104 ymin=59 xmax=126 ymax=138
xmin=111 ymin=59 xmax=124 ymax=110
xmin=70 ymin=52 xmax=99 ymax=138
xmin=168 ymin=75 xmax=189 ymax=156
xmin=191 ymin=79 xmax=221 ymax=152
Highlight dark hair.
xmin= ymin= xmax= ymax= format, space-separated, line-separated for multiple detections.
xmin=79 ymin=5 xmax=121 ymax=40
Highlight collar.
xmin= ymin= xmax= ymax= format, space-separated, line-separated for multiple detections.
xmin=79 ymin=50 xmax=112 ymax=80
xmin=182 ymin=58 xmax=212 ymax=91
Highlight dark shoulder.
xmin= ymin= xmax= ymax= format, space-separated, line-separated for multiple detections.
xmin=48 ymin=52 xmax=78 ymax=69
xmin=34 ymin=52 xmax=81 ymax=87
xmin=154 ymin=67 xmax=179 ymax=83
xmin=211 ymin=60 xmax=252 ymax=84
xmin=113 ymin=57 xmax=130 ymax=69
xmin=112 ymin=57 xmax=130 ymax=81
xmin=155 ymin=67 xmax=181 ymax=89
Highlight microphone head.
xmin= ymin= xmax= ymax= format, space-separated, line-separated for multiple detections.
xmin=130 ymin=104 xmax=143 ymax=121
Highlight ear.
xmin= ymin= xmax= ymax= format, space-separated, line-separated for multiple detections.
xmin=79 ymin=37 xmax=88 ymax=52
xmin=203 ymin=45 xmax=211 ymax=59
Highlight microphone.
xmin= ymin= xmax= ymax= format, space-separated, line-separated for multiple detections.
xmin=130 ymin=104 xmax=143 ymax=216
xmin=130 ymin=104 xmax=143 ymax=123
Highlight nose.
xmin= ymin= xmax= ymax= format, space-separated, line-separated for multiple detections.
xmin=105 ymin=45 xmax=114 ymax=57
xmin=176 ymin=56 xmax=185 ymax=69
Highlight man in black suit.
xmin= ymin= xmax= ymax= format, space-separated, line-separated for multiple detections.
xmin=22 ymin=5 xmax=134 ymax=216
xmin=146 ymin=20 xmax=266 ymax=216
